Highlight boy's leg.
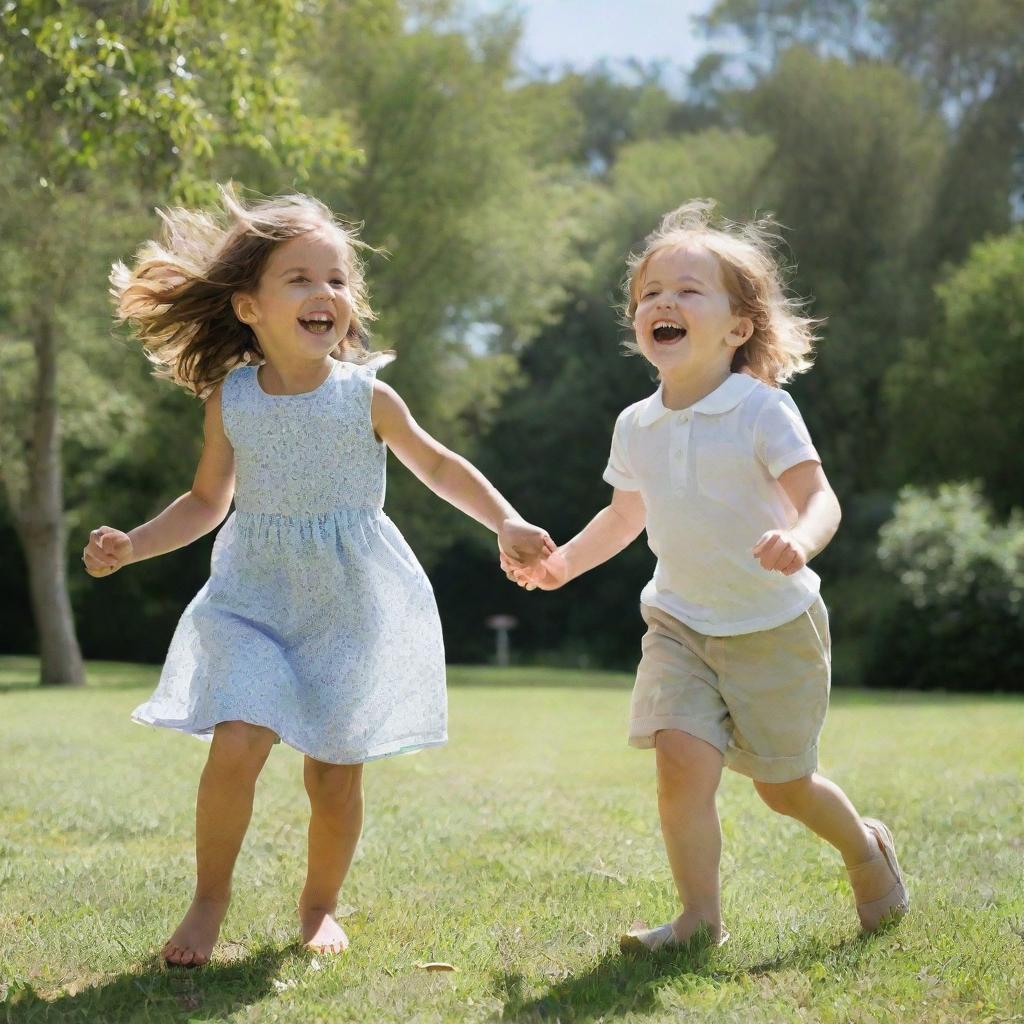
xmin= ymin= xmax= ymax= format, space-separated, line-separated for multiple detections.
xmin=753 ymin=773 xmax=875 ymax=867
xmin=649 ymin=729 xmax=726 ymax=943
xmin=753 ymin=774 xmax=908 ymax=927
xmin=299 ymin=758 xmax=364 ymax=953
xmin=164 ymin=721 xmax=277 ymax=966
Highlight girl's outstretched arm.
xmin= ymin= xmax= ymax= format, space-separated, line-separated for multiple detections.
xmin=82 ymin=386 xmax=236 ymax=577
xmin=370 ymin=381 xmax=552 ymax=564
xmin=503 ymin=487 xmax=647 ymax=591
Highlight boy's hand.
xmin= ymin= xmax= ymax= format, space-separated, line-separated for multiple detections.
xmin=82 ymin=526 xmax=134 ymax=577
xmin=501 ymin=548 xmax=571 ymax=591
xmin=497 ymin=517 xmax=555 ymax=567
xmin=752 ymin=529 xmax=808 ymax=575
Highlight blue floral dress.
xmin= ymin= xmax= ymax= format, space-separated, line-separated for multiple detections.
xmin=132 ymin=358 xmax=448 ymax=763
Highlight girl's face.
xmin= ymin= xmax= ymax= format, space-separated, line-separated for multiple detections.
xmin=234 ymin=229 xmax=354 ymax=361
xmin=633 ymin=244 xmax=750 ymax=378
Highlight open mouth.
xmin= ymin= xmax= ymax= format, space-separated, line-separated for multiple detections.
xmin=298 ymin=314 xmax=335 ymax=335
xmin=652 ymin=320 xmax=686 ymax=343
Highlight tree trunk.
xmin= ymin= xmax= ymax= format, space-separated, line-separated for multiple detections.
xmin=11 ymin=311 xmax=86 ymax=686
xmin=21 ymin=519 xmax=85 ymax=686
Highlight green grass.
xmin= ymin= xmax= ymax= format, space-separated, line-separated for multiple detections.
xmin=1 ymin=657 xmax=1022 ymax=1023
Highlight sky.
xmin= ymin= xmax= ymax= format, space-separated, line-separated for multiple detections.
xmin=470 ymin=0 xmax=724 ymax=75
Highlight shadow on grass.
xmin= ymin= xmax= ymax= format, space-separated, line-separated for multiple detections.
xmin=1 ymin=946 xmax=289 ymax=1024
xmin=499 ymin=931 xmax=877 ymax=1023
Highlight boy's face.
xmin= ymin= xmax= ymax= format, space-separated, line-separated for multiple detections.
xmin=633 ymin=244 xmax=750 ymax=378
xmin=233 ymin=229 xmax=354 ymax=361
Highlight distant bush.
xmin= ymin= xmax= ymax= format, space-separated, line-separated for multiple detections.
xmin=866 ymin=482 xmax=1024 ymax=692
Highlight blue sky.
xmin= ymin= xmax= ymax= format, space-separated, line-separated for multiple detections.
xmin=470 ymin=0 xmax=723 ymax=73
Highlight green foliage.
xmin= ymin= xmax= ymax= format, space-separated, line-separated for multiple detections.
xmin=703 ymin=0 xmax=1024 ymax=109
xmin=0 ymin=0 xmax=354 ymax=195
xmin=884 ymin=230 xmax=1024 ymax=512
xmin=737 ymin=49 xmax=945 ymax=503
xmin=702 ymin=0 xmax=1023 ymax=272
xmin=869 ymin=482 xmax=1024 ymax=692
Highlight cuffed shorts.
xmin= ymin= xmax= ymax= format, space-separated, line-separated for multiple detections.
xmin=628 ymin=598 xmax=831 ymax=783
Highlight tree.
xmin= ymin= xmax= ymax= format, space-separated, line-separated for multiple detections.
xmin=303 ymin=0 xmax=592 ymax=565
xmin=0 ymin=0 xmax=357 ymax=684
xmin=869 ymin=482 xmax=1024 ymax=693
xmin=884 ymin=230 xmax=1024 ymax=513
xmin=700 ymin=0 xmax=1024 ymax=268
xmin=737 ymin=49 xmax=945 ymax=502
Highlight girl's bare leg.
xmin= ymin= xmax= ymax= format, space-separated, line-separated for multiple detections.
xmin=298 ymin=758 xmax=364 ymax=954
xmin=163 ymin=721 xmax=277 ymax=966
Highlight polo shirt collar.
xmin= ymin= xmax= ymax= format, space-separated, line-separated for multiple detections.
xmin=636 ymin=373 xmax=759 ymax=427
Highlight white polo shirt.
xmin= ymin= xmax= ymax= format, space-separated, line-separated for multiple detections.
xmin=603 ymin=373 xmax=822 ymax=636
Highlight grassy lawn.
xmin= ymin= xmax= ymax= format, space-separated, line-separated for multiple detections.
xmin=1 ymin=656 xmax=1022 ymax=1023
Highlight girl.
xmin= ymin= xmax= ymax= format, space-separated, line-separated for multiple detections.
xmin=503 ymin=200 xmax=908 ymax=951
xmin=83 ymin=188 xmax=552 ymax=967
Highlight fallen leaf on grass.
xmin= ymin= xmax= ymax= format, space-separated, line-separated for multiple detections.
xmin=273 ymin=979 xmax=297 ymax=992
xmin=415 ymin=962 xmax=458 ymax=972
xmin=219 ymin=942 xmax=249 ymax=962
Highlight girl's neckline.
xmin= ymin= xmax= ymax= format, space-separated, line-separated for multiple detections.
xmin=255 ymin=359 xmax=340 ymax=398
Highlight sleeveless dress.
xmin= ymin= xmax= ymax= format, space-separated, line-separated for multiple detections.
xmin=131 ymin=358 xmax=448 ymax=764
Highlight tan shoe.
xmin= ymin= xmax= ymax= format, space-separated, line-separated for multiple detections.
xmin=848 ymin=818 xmax=909 ymax=932
xmin=619 ymin=920 xmax=730 ymax=955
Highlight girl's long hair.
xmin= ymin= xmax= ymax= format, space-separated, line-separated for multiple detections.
xmin=624 ymin=199 xmax=820 ymax=386
xmin=111 ymin=186 xmax=390 ymax=398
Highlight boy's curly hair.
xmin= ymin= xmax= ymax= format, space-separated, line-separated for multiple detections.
xmin=624 ymin=199 xmax=820 ymax=386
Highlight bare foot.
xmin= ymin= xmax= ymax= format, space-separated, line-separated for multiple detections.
xmin=670 ymin=910 xmax=727 ymax=946
xmin=299 ymin=905 xmax=349 ymax=955
xmin=620 ymin=910 xmax=728 ymax=954
xmin=162 ymin=896 xmax=229 ymax=967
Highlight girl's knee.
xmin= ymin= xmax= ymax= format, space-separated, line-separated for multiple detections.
xmin=304 ymin=760 xmax=363 ymax=808
xmin=753 ymin=774 xmax=813 ymax=816
xmin=655 ymin=730 xmax=722 ymax=801
xmin=210 ymin=721 xmax=276 ymax=771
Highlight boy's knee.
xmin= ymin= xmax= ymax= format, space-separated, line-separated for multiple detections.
xmin=210 ymin=721 xmax=276 ymax=772
xmin=655 ymin=730 xmax=722 ymax=801
xmin=753 ymin=775 xmax=813 ymax=816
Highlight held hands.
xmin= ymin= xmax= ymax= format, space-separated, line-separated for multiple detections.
xmin=500 ymin=546 xmax=571 ymax=591
xmin=82 ymin=526 xmax=134 ymax=578
xmin=752 ymin=529 xmax=809 ymax=576
xmin=497 ymin=517 xmax=555 ymax=567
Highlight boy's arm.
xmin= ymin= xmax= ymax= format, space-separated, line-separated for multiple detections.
xmin=504 ymin=487 xmax=646 ymax=590
xmin=560 ymin=487 xmax=646 ymax=581
xmin=753 ymin=460 xmax=841 ymax=575
xmin=83 ymin=385 xmax=236 ymax=576
xmin=371 ymin=381 xmax=553 ymax=564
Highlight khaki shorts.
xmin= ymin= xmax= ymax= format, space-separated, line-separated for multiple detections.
xmin=629 ymin=598 xmax=831 ymax=783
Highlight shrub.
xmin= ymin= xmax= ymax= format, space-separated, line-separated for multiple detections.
xmin=867 ymin=482 xmax=1024 ymax=692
